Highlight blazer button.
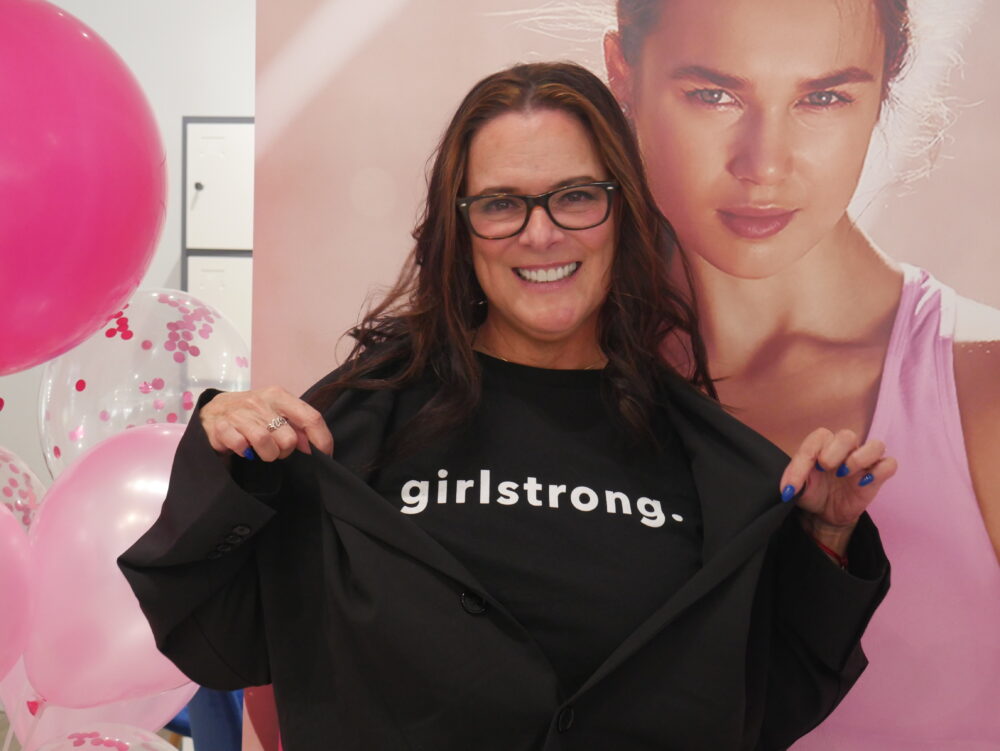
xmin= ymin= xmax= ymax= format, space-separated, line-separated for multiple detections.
xmin=459 ymin=591 xmax=488 ymax=615
xmin=216 ymin=543 xmax=234 ymax=553
xmin=556 ymin=706 xmax=574 ymax=733
xmin=224 ymin=533 xmax=243 ymax=545
xmin=232 ymin=524 xmax=251 ymax=536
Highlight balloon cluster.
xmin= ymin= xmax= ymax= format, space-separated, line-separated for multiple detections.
xmin=0 ymin=1 xmax=251 ymax=748
xmin=0 ymin=425 xmax=199 ymax=750
xmin=0 ymin=283 xmax=249 ymax=749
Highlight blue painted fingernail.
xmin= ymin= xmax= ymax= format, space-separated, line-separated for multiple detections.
xmin=815 ymin=461 xmax=825 ymax=472
xmin=836 ymin=463 xmax=850 ymax=477
xmin=242 ymin=447 xmax=256 ymax=461
xmin=781 ymin=485 xmax=796 ymax=502
xmin=859 ymin=472 xmax=874 ymax=487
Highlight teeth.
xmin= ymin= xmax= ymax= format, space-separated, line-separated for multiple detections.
xmin=515 ymin=262 xmax=580 ymax=283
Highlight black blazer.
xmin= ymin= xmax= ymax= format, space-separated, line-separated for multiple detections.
xmin=119 ymin=369 xmax=888 ymax=751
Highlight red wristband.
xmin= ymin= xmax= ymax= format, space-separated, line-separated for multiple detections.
xmin=809 ymin=534 xmax=849 ymax=569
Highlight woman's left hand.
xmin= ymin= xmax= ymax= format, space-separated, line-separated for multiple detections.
xmin=780 ymin=428 xmax=898 ymax=555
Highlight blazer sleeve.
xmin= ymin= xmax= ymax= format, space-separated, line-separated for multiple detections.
xmin=753 ymin=512 xmax=890 ymax=750
xmin=117 ymin=390 xmax=284 ymax=690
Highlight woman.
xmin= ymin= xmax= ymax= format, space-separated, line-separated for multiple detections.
xmin=120 ymin=63 xmax=892 ymax=750
xmin=604 ymin=0 xmax=1000 ymax=746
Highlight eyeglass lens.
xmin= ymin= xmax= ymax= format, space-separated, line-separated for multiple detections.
xmin=468 ymin=184 xmax=610 ymax=238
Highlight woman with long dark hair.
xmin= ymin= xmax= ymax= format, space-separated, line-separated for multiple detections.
xmin=121 ymin=62 xmax=892 ymax=750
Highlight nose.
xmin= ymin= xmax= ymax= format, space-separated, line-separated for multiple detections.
xmin=518 ymin=205 xmax=563 ymax=248
xmin=727 ymin=107 xmax=793 ymax=187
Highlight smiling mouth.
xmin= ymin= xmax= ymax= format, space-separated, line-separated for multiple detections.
xmin=514 ymin=262 xmax=580 ymax=283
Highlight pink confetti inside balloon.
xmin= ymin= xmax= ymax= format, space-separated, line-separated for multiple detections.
xmin=34 ymin=724 xmax=181 ymax=751
xmin=75 ymin=380 xmax=86 ymax=392
xmin=0 ymin=446 xmax=46 ymax=530
xmin=39 ymin=288 xmax=249 ymax=477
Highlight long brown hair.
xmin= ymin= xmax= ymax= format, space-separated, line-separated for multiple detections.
xmin=310 ymin=62 xmax=713 ymax=454
xmin=616 ymin=0 xmax=911 ymax=99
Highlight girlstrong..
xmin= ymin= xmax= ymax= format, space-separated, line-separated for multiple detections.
xmin=398 ymin=468 xmax=685 ymax=529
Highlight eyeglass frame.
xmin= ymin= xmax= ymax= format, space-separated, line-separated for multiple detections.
xmin=456 ymin=180 xmax=619 ymax=240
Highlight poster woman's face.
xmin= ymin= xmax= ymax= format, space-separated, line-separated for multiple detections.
xmin=607 ymin=0 xmax=885 ymax=279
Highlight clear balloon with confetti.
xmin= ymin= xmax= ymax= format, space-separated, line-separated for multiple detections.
xmin=39 ymin=288 xmax=250 ymax=477
xmin=0 ymin=445 xmax=46 ymax=529
xmin=33 ymin=723 xmax=178 ymax=751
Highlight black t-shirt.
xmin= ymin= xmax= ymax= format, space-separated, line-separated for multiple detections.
xmin=371 ymin=354 xmax=702 ymax=694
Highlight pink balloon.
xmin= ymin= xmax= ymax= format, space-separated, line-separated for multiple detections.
xmin=0 ymin=0 xmax=165 ymax=376
xmin=25 ymin=424 xmax=189 ymax=708
xmin=0 ymin=505 xmax=31 ymax=680
xmin=0 ymin=659 xmax=197 ymax=751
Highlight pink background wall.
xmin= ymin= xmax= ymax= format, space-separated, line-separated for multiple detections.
xmin=247 ymin=3 xmax=998 ymax=748
xmin=252 ymin=0 xmax=999 ymax=395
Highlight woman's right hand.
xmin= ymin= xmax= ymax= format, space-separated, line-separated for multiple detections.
xmin=199 ymin=387 xmax=334 ymax=461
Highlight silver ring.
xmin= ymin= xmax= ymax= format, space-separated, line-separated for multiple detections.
xmin=266 ymin=416 xmax=288 ymax=432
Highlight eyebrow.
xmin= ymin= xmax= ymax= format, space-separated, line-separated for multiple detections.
xmin=473 ymin=175 xmax=598 ymax=196
xmin=804 ymin=67 xmax=875 ymax=89
xmin=670 ymin=64 xmax=875 ymax=91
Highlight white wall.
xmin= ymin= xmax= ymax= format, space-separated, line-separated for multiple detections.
xmin=0 ymin=0 xmax=255 ymax=480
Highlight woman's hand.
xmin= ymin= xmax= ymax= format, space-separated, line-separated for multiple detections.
xmin=199 ymin=387 xmax=334 ymax=461
xmin=779 ymin=428 xmax=897 ymax=556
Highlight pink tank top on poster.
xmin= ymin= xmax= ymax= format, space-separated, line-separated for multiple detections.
xmin=793 ymin=264 xmax=1000 ymax=750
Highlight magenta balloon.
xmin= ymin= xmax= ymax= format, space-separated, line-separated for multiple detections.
xmin=25 ymin=424 xmax=190 ymax=708
xmin=0 ymin=0 xmax=166 ymax=375
xmin=0 ymin=659 xmax=197 ymax=751
xmin=0 ymin=505 xmax=31 ymax=680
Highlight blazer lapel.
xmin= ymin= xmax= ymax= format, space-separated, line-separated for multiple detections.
xmin=292 ymin=387 xmax=511 ymax=618
xmin=663 ymin=373 xmax=794 ymax=560
xmin=573 ymin=375 xmax=796 ymax=697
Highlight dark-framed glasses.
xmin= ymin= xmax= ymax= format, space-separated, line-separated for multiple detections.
xmin=456 ymin=181 xmax=618 ymax=240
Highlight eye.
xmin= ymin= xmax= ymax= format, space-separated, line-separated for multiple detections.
xmin=800 ymin=90 xmax=852 ymax=108
xmin=686 ymin=88 xmax=738 ymax=107
xmin=479 ymin=196 xmax=522 ymax=214
xmin=556 ymin=188 xmax=598 ymax=204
